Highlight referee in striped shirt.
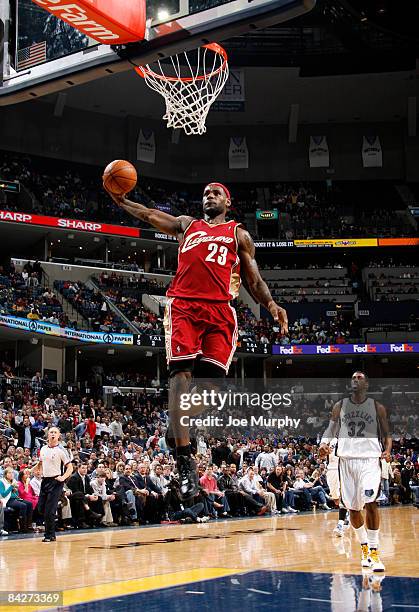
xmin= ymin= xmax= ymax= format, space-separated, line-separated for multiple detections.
xmin=35 ymin=427 xmax=73 ymax=542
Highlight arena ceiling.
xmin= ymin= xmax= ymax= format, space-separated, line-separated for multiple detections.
xmin=36 ymin=0 xmax=419 ymax=126
xmin=39 ymin=65 xmax=419 ymax=127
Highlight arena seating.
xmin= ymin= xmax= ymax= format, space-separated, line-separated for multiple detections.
xmin=53 ymin=280 xmax=130 ymax=333
xmin=0 ymin=268 xmax=74 ymax=326
xmin=0 ymin=151 xmax=416 ymax=239
xmin=0 ymin=371 xmax=417 ymax=533
xmin=261 ymin=267 xmax=357 ymax=303
xmin=364 ymin=265 xmax=419 ymax=301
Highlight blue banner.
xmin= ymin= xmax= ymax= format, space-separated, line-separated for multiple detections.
xmin=0 ymin=315 xmax=133 ymax=345
xmin=272 ymin=342 xmax=418 ymax=355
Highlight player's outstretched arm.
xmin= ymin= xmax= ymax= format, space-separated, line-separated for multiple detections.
xmin=237 ymin=228 xmax=288 ymax=334
xmin=319 ymin=401 xmax=341 ymax=458
xmin=376 ymin=401 xmax=392 ymax=461
xmin=105 ymin=188 xmax=194 ymax=238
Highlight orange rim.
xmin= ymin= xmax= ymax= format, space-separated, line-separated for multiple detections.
xmin=135 ymin=43 xmax=228 ymax=82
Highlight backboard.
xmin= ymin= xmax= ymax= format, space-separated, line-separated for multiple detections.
xmin=0 ymin=0 xmax=315 ymax=105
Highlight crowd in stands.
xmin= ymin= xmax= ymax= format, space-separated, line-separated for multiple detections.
xmin=105 ymin=295 xmax=163 ymax=335
xmin=261 ymin=262 xmax=346 ymax=271
xmin=94 ymin=274 xmax=165 ymax=333
xmin=0 ymin=261 xmax=78 ymax=328
xmin=367 ymin=258 xmax=417 ymax=268
xmin=0 ymin=254 xmax=414 ymax=342
xmin=1 ymin=151 xmax=416 ymax=239
xmin=366 ymin=267 xmax=419 ymax=301
xmin=97 ymin=272 xmax=168 ymax=296
xmin=54 ymin=280 xmax=130 ymax=333
xmin=269 ymin=279 xmax=356 ymax=303
xmin=236 ymin=302 xmax=360 ymax=344
xmin=0 ymin=374 xmax=417 ymax=536
xmin=103 ymin=371 xmax=158 ymax=388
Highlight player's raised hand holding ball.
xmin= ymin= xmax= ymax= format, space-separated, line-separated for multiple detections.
xmin=103 ymin=160 xmax=137 ymax=205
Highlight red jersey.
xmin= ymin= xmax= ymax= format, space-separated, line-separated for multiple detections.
xmin=167 ymin=219 xmax=242 ymax=302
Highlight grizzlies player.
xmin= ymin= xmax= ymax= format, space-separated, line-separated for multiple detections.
xmin=326 ymin=437 xmax=349 ymax=537
xmin=320 ymin=372 xmax=391 ymax=572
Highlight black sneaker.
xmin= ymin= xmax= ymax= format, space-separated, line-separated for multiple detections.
xmin=177 ymin=455 xmax=199 ymax=500
xmin=42 ymin=537 xmax=56 ymax=542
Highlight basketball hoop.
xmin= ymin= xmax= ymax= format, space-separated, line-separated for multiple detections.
xmin=134 ymin=43 xmax=229 ymax=136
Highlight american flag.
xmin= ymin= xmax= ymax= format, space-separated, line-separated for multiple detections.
xmin=17 ymin=41 xmax=47 ymax=70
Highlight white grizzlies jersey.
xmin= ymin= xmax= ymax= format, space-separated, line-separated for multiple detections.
xmin=327 ymin=438 xmax=339 ymax=470
xmin=337 ymin=397 xmax=382 ymax=459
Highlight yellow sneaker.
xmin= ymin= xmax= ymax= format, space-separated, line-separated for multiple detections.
xmin=368 ymin=548 xmax=385 ymax=572
xmin=361 ymin=543 xmax=371 ymax=568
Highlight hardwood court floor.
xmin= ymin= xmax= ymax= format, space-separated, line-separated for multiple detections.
xmin=0 ymin=506 xmax=418 ymax=611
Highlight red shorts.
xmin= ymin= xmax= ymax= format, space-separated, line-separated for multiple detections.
xmin=164 ymin=298 xmax=238 ymax=373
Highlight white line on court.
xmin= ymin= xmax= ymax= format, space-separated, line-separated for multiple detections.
xmin=301 ymin=598 xmax=344 ymax=603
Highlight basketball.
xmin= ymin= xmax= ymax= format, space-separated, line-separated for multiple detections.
xmin=103 ymin=160 xmax=138 ymax=195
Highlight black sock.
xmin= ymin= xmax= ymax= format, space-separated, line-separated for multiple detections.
xmin=339 ymin=507 xmax=347 ymax=521
xmin=177 ymin=444 xmax=192 ymax=457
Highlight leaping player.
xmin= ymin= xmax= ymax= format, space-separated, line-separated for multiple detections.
xmin=319 ymin=371 xmax=391 ymax=572
xmin=105 ymin=181 xmax=288 ymax=498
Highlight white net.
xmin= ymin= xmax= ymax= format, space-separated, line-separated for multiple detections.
xmin=135 ymin=43 xmax=229 ymax=136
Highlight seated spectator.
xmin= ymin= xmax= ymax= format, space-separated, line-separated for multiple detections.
xmin=67 ymin=463 xmax=103 ymax=528
xmin=56 ymin=483 xmax=73 ymax=531
xmin=200 ymin=465 xmax=230 ymax=518
xmin=0 ymin=494 xmax=7 ymax=535
xmin=0 ymin=466 xmax=33 ymax=532
xmin=90 ymin=474 xmax=116 ymax=526
xmin=239 ymin=467 xmax=269 ymax=513
xmin=254 ymin=467 xmax=277 ymax=514
xmin=389 ymin=468 xmax=404 ymax=504
xmin=0 ymin=456 xmax=18 ymax=480
xmin=117 ymin=463 xmax=147 ymax=524
xmin=293 ymin=469 xmax=329 ymax=510
xmin=267 ymin=465 xmax=298 ymax=514
xmin=17 ymin=468 xmax=38 ymax=510
xmin=401 ymin=460 xmax=415 ymax=504
xmin=217 ymin=464 xmax=248 ymax=516
xmin=165 ymin=477 xmax=207 ymax=523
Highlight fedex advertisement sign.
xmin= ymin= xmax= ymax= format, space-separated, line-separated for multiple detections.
xmin=272 ymin=343 xmax=419 ymax=356
xmin=390 ymin=343 xmax=414 ymax=353
xmin=353 ymin=344 xmax=378 ymax=353
xmin=31 ymin=0 xmax=146 ymax=44
xmin=277 ymin=346 xmax=304 ymax=355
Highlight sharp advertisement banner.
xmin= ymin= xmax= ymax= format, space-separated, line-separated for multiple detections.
xmin=0 ymin=209 xmax=140 ymax=237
